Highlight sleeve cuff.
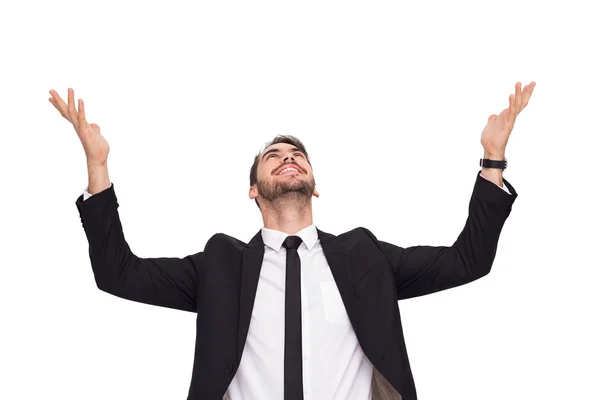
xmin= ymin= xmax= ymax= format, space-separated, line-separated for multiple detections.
xmin=474 ymin=171 xmax=517 ymax=202
xmin=82 ymin=182 xmax=113 ymax=201
xmin=479 ymin=172 xmax=511 ymax=195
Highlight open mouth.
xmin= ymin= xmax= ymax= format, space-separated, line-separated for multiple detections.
xmin=277 ymin=167 xmax=301 ymax=175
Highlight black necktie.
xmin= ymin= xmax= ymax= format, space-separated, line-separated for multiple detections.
xmin=282 ymin=235 xmax=304 ymax=400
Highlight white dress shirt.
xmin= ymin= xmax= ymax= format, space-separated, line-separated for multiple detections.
xmin=80 ymin=172 xmax=510 ymax=399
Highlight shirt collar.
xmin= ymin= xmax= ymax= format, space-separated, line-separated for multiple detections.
xmin=261 ymin=223 xmax=318 ymax=252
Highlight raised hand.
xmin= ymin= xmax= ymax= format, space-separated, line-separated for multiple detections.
xmin=480 ymin=81 xmax=536 ymax=157
xmin=49 ymin=88 xmax=110 ymax=167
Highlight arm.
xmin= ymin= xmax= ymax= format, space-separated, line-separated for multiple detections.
xmin=373 ymin=81 xmax=533 ymax=300
xmin=75 ymin=182 xmax=203 ymax=312
xmin=49 ymin=88 xmax=202 ymax=312
xmin=365 ymin=171 xmax=517 ymax=300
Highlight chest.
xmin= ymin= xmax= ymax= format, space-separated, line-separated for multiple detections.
xmin=252 ymin=245 xmax=353 ymax=328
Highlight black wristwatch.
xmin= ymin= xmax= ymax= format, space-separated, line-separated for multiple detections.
xmin=479 ymin=158 xmax=507 ymax=170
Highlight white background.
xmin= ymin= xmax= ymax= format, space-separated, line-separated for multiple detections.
xmin=1 ymin=0 xmax=599 ymax=399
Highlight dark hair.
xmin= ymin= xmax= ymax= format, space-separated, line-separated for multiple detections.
xmin=249 ymin=134 xmax=312 ymax=209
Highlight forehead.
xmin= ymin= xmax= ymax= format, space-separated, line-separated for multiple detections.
xmin=260 ymin=143 xmax=302 ymax=159
xmin=262 ymin=142 xmax=297 ymax=153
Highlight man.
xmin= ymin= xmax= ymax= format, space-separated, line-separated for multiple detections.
xmin=49 ymin=81 xmax=535 ymax=400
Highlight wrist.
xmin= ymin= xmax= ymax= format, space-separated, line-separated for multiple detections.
xmin=87 ymin=161 xmax=111 ymax=195
xmin=480 ymin=168 xmax=504 ymax=188
xmin=483 ymin=149 xmax=505 ymax=160
xmin=480 ymin=151 xmax=505 ymax=188
xmin=86 ymin=158 xmax=107 ymax=169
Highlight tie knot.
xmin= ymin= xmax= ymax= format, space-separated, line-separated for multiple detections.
xmin=282 ymin=235 xmax=303 ymax=251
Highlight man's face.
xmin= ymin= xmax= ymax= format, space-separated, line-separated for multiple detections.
xmin=249 ymin=143 xmax=319 ymax=205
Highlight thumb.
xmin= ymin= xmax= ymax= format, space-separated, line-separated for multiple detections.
xmin=488 ymin=114 xmax=497 ymax=123
xmin=90 ymin=123 xmax=101 ymax=132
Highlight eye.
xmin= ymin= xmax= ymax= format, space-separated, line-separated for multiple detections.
xmin=268 ymin=154 xmax=276 ymax=158
xmin=294 ymin=153 xmax=303 ymax=158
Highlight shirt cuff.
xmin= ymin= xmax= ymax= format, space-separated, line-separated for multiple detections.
xmin=82 ymin=183 xmax=112 ymax=201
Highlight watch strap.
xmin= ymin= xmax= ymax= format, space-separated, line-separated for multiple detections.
xmin=479 ymin=158 xmax=507 ymax=170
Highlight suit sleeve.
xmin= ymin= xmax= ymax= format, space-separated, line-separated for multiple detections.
xmin=75 ymin=183 xmax=205 ymax=312
xmin=365 ymin=171 xmax=517 ymax=300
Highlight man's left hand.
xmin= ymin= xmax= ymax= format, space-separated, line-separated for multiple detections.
xmin=480 ymin=81 xmax=536 ymax=158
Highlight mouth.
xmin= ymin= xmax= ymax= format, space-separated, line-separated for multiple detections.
xmin=275 ymin=166 xmax=302 ymax=175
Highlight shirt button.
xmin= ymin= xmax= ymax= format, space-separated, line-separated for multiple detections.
xmin=225 ymin=364 xmax=235 ymax=373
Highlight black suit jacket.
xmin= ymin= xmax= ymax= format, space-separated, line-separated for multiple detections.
xmin=75 ymin=172 xmax=517 ymax=400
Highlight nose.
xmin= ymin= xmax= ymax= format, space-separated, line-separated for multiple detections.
xmin=283 ymin=153 xmax=294 ymax=162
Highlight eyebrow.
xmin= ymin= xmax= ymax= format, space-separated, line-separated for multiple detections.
xmin=261 ymin=147 xmax=304 ymax=162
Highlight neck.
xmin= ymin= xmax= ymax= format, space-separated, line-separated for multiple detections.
xmin=260 ymin=196 xmax=314 ymax=235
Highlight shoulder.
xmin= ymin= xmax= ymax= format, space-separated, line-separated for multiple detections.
xmin=204 ymin=232 xmax=248 ymax=251
xmin=328 ymin=226 xmax=379 ymax=246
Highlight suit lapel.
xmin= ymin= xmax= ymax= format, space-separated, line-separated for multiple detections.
xmin=237 ymin=230 xmax=265 ymax=361
xmin=319 ymin=229 xmax=401 ymax=398
xmin=317 ymin=228 xmax=358 ymax=329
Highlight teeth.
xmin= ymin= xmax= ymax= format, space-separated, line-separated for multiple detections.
xmin=279 ymin=167 xmax=298 ymax=175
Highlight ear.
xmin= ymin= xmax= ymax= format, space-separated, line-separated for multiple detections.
xmin=249 ymin=186 xmax=258 ymax=200
xmin=313 ymin=186 xmax=320 ymax=198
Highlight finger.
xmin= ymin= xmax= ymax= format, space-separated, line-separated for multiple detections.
xmin=520 ymin=81 xmax=536 ymax=112
xmin=499 ymin=107 xmax=511 ymax=123
xmin=49 ymin=89 xmax=69 ymax=117
xmin=514 ymin=82 xmax=523 ymax=115
xmin=67 ymin=88 xmax=78 ymax=124
xmin=509 ymin=93 xmax=516 ymax=118
xmin=518 ymin=84 xmax=529 ymax=113
xmin=48 ymin=97 xmax=60 ymax=116
xmin=78 ymin=99 xmax=87 ymax=128
xmin=49 ymin=98 xmax=70 ymax=121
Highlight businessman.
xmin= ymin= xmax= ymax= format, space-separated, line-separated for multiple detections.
xmin=50 ymin=81 xmax=535 ymax=400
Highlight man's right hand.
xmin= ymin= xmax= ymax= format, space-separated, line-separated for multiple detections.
xmin=49 ymin=88 xmax=110 ymax=167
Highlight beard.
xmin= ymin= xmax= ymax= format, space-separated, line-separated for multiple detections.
xmin=256 ymin=175 xmax=316 ymax=203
